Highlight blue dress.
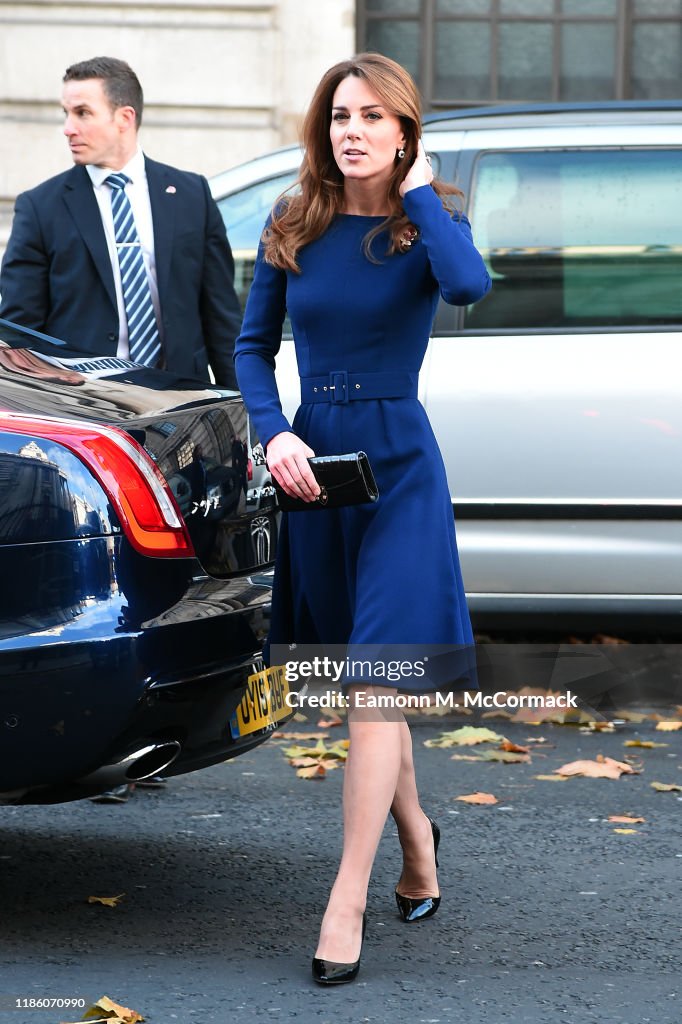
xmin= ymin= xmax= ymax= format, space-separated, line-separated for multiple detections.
xmin=234 ymin=184 xmax=491 ymax=690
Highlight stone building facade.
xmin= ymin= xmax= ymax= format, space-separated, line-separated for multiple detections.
xmin=2 ymin=0 xmax=680 ymax=257
xmin=0 ymin=0 xmax=355 ymax=251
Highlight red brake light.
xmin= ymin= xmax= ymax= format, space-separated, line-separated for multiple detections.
xmin=0 ymin=414 xmax=195 ymax=558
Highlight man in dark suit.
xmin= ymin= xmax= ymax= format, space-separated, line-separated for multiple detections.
xmin=0 ymin=56 xmax=241 ymax=389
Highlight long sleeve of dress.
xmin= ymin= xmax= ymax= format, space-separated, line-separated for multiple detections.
xmin=401 ymin=184 xmax=492 ymax=306
xmin=233 ymin=232 xmax=292 ymax=449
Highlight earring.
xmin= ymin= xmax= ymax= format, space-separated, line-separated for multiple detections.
xmin=397 ymin=148 xmax=405 ymax=159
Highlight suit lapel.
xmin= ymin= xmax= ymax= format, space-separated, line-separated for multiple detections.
xmin=145 ymin=157 xmax=176 ymax=308
xmin=62 ymin=165 xmax=117 ymax=313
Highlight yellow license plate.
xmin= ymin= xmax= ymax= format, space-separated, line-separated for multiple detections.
xmin=230 ymin=665 xmax=290 ymax=738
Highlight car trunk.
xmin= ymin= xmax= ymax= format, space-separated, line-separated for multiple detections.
xmin=0 ymin=348 xmax=278 ymax=578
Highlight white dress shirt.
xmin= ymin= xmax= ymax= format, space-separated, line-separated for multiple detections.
xmin=86 ymin=149 xmax=163 ymax=359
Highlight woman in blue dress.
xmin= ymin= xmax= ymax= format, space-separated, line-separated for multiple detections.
xmin=234 ymin=53 xmax=491 ymax=984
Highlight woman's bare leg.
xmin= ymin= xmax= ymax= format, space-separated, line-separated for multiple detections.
xmin=314 ymin=685 xmax=402 ymax=963
xmin=390 ymin=716 xmax=440 ymax=899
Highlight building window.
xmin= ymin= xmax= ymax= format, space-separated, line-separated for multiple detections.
xmin=357 ymin=0 xmax=682 ymax=108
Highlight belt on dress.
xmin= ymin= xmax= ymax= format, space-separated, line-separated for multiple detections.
xmin=300 ymin=370 xmax=418 ymax=405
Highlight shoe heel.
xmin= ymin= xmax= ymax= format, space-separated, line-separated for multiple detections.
xmin=429 ymin=818 xmax=441 ymax=869
xmin=395 ymin=817 xmax=441 ymax=923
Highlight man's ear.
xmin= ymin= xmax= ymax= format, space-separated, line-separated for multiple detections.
xmin=116 ymin=105 xmax=138 ymax=133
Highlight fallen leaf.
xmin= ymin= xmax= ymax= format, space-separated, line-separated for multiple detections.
xmin=555 ymin=755 xmax=636 ymax=779
xmin=583 ymin=721 xmax=616 ymax=732
xmin=450 ymin=753 xmax=488 ymax=761
xmin=296 ymin=764 xmax=327 ymax=779
xmin=455 ymin=792 xmax=498 ymax=804
xmin=534 ymin=774 xmax=570 ymax=781
xmin=500 ymin=740 xmax=530 ymax=754
xmin=479 ymin=749 xmax=531 ymax=764
xmin=327 ymin=741 xmax=350 ymax=757
xmin=650 ymin=781 xmax=682 ymax=792
xmin=608 ymin=815 xmax=645 ymax=823
xmin=590 ymin=633 xmax=629 ymax=644
xmin=525 ymin=737 xmax=549 ymax=744
xmin=67 ymin=1018 xmax=112 ymax=1023
xmin=281 ymin=736 xmax=348 ymax=778
xmin=624 ymin=740 xmax=668 ymax=748
xmin=613 ymin=828 xmax=638 ymax=834
xmin=508 ymin=687 xmax=593 ymax=726
xmin=292 ymin=712 xmax=307 ymax=722
xmin=612 ymin=710 xmax=650 ymax=723
xmin=87 ymin=894 xmax=125 ymax=907
xmin=655 ymin=721 xmax=682 ymax=731
xmin=481 ymin=709 xmax=514 ymax=720
xmin=425 ymin=726 xmax=505 ymax=748
xmin=317 ymin=712 xmax=344 ymax=727
xmin=543 ymin=708 xmax=594 ymax=726
xmin=281 ymin=743 xmax=316 ymax=758
xmin=281 ymin=738 xmax=348 ymax=760
xmin=79 ymin=996 xmax=144 ymax=1022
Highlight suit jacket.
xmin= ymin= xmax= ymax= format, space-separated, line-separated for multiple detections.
xmin=0 ymin=157 xmax=241 ymax=388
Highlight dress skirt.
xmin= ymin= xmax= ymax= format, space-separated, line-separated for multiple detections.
xmin=265 ymin=394 xmax=477 ymax=694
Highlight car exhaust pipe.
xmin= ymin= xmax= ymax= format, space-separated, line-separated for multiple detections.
xmin=76 ymin=741 xmax=182 ymax=790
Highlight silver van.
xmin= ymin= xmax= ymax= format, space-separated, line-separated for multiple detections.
xmin=211 ymin=102 xmax=682 ymax=630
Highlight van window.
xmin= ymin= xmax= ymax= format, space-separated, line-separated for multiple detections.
xmin=464 ymin=148 xmax=682 ymax=330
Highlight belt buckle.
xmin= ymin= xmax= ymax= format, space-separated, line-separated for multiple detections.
xmin=329 ymin=370 xmax=349 ymax=405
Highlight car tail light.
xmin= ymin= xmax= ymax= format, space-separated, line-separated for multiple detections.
xmin=0 ymin=413 xmax=194 ymax=558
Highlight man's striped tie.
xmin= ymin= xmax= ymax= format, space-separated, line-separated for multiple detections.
xmin=105 ymin=172 xmax=162 ymax=367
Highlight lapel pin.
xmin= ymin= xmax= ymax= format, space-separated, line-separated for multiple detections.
xmin=165 ymin=185 xmax=176 ymax=194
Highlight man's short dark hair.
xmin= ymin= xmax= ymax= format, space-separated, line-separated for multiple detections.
xmin=63 ymin=57 xmax=144 ymax=128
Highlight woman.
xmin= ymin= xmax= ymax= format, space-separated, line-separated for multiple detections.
xmin=234 ymin=52 xmax=491 ymax=984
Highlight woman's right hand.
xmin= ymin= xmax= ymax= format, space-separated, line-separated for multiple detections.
xmin=266 ymin=431 xmax=321 ymax=502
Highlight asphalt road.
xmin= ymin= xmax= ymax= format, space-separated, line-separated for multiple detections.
xmin=1 ymin=705 xmax=681 ymax=1024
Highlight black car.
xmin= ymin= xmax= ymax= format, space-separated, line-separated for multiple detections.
xmin=0 ymin=318 xmax=290 ymax=805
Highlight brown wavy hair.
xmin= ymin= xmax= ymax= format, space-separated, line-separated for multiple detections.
xmin=263 ymin=52 xmax=463 ymax=271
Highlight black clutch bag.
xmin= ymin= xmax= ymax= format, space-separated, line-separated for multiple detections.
xmin=273 ymin=451 xmax=379 ymax=511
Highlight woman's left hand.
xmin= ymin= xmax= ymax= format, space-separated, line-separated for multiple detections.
xmin=399 ymin=138 xmax=434 ymax=197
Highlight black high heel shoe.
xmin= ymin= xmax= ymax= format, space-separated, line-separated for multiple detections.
xmin=395 ymin=817 xmax=441 ymax=923
xmin=311 ymin=912 xmax=367 ymax=985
